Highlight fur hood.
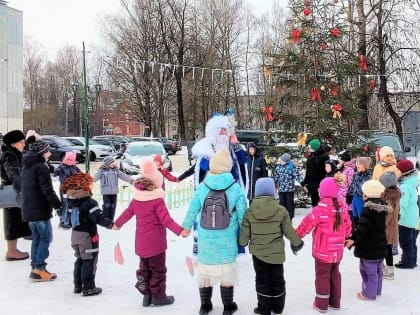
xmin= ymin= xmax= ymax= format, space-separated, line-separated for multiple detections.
xmin=132 ymin=187 xmax=165 ymax=201
xmin=364 ymin=200 xmax=392 ymax=213
xmin=67 ymin=190 xmax=91 ymax=199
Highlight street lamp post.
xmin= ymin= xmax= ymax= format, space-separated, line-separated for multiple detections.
xmin=71 ymin=82 xmax=78 ymax=135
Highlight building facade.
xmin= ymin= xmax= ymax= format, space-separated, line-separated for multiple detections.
xmin=0 ymin=1 xmax=23 ymax=135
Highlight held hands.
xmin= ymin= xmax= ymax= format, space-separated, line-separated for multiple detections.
xmin=345 ymin=239 xmax=354 ymax=249
xmin=181 ymin=229 xmax=190 ymax=238
xmin=291 ymin=241 xmax=304 ymax=255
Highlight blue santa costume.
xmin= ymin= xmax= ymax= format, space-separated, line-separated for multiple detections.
xmin=188 ymin=113 xmax=249 ymax=255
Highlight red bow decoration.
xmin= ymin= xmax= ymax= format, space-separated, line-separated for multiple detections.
xmin=262 ymin=106 xmax=274 ymax=121
xmin=331 ymin=28 xmax=340 ymax=38
xmin=310 ymin=88 xmax=321 ymax=102
xmin=359 ymin=55 xmax=368 ymax=71
xmin=330 ymin=84 xmax=340 ymax=98
xmin=369 ymin=79 xmax=376 ymax=90
xmin=303 ymin=7 xmax=311 ymax=16
xmin=331 ymin=103 xmax=343 ymax=119
xmin=290 ymin=29 xmax=302 ymax=43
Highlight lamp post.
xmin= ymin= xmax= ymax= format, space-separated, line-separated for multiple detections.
xmin=71 ymin=82 xmax=78 ymax=135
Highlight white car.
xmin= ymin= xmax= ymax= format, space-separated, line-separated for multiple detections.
xmin=64 ymin=137 xmax=115 ymax=161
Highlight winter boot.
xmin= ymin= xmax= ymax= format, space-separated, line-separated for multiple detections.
xmin=151 ymin=295 xmax=175 ymax=306
xmin=199 ymin=287 xmax=213 ymax=315
xmin=142 ymin=295 xmax=151 ymax=307
xmin=220 ymin=286 xmax=238 ymax=315
xmin=82 ymin=287 xmax=102 ymax=296
xmin=383 ymin=266 xmax=394 ymax=280
xmin=29 ymin=269 xmax=57 ymax=282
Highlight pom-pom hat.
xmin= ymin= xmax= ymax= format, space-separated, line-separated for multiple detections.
xmin=209 ymin=149 xmax=232 ymax=174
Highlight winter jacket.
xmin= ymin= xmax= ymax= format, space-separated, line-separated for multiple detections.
xmin=385 ymin=187 xmax=401 ymax=245
xmin=351 ymin=199 xmax=390 ymax=260
xmin=94 ymin=166 xmax=132 ymax=195
xmin=0 ymin=143 xmax=22 ymax=190
xmin=182 ymin=172 xmax=247 ymax=265
xmin=372 ymin=163 xmax=398 ymax=180
xmin=67 ymin=190 xmax=113 ymax=236
xmin=348 ymin=170 xmax=371 ymax=198
xmin=239 ymin=196 xmax=301 ymax=264
xmin=302 ymin=150 xmax=329 ymax=191
xmin=54 ymin=164 xmax=81 ymax=185
xmin=20 ymin=151 xmax=61 ymax=222
xmin=273 ymin=162 xmax=300 ymax=193
xmin=115 ymin=188 xmax=183 ymax=258
xmin=247 ymin=153 xmax=268 ymax=200
xmin=296 ymin=198 xmax=352 ymax=263
xmin=337 ymin=161 xmax=355 ymax=212
xmin=398 ymin=174 xmax=419 ymax=229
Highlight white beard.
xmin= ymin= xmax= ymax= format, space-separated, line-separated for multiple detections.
xmin=213 ymin=135 xmax=230 ymax=151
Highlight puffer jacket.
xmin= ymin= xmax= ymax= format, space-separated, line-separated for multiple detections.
xmin=182 ymin=172 xmax=247 ymax=265
xmin=399 ymin=174 xmax=419 ymax=228
xmin=115 ymin=187 xmax=183 ymax=258
xmin=93 ymin=166 xmax=132 ymax=195
xmin=337 ymin=161 xmax=355 ymax=211
xmin=239 ymin=196 xmax=301 ymax=264
xmin=296 ymin=197 xmax=352 ymax=263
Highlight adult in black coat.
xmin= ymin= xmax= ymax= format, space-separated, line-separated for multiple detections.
xmin=301 ymin=138 xmax=330 ymax=206
xmin=0 ymin=130 xmax=31 ymax=260
xmin=247 ymin=142 xmax=268 ymax=201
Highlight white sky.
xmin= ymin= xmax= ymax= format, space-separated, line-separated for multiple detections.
xmin=7 ymin=0 xmax=288 ymax=54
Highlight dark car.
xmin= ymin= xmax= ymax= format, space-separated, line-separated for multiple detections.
xmin=40 ymin=135 xmax=86 ymax=163
xmin=131 ymin=136 xmax=181 ymax=155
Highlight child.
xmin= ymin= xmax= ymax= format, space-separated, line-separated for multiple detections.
xmin=182 ymin=149 xmax=247 ymax=315
xmin=372 ymin=146 xmax=398 ymax=180
xmin=20 ymin=140 xmax=62 ymax=281
xmin=61 ymin=173 xmax=114 ymax=296
xmin=114 ymin=165 xmax=189 ymax=307
xmin=325 ymin=159 xmax=338 ymax=177
xmin=394 ymin=159 xmax=419 ymax=269
xmin=296 ymin=177 xmax=352 ymax=312
xmin=94 ymin=156 xmax=133 ymax=220
xmin=54 ymin=151 xmax=81 ymax=229
xmin=336 ymin=150 xmax=355 ymax=217
xmin=345 ymin=180 xmax=389 ymax=300
xmin=239 ymin=177 xmax=303 ymax=315
xmin=272 ymin=153 xmax=300 ymax=220
xmin=347 ymin=157 xmax=372 ymax=228
xmin=153 ymin=154 xmax=178 ymax=189
xmin=379 ymin=171 xmax=401 ymax=280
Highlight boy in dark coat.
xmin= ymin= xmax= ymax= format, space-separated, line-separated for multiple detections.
xmin=345 ymin=180 xmax=390 ymax=300
xmin=21 ymin=140 xmax=61 ymax=281
xmin=247 ymin=142 xmax=268 ymax=201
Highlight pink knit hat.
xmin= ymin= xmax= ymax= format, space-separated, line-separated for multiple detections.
xmin=63 ymin=151 xmax=76 ymax=166
xmin=140 ymin=158 xmax=163 ymax=189
xmin=318 ymin=177 xmax=341 ymax=199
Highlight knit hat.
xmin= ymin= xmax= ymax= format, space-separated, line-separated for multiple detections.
xmin=255 ymin=177 xmax=276 ymax=197
xmin=61 ymin=173 xmax=93 ymax=194
xmin=140 ymin=158 xmax=163 ymax=188
xmin=209 ymin=149 xmax=232 ymax=174
xmin=338 ymin=150 xmax=352 ymax=162
xmin=280 ymin=153 xmax=291 ymax=163
xmin=378 ymin=146 xmax=394 ymax=160
xmin=63 ymin=151 xmax=77 ymax=166
xmin=2 ymin=130 xmax=25 ymax=146
xmin=29 ymin=140 xmax=50 ymax=154
xmin=357 ymin=157 xmax=372 ymax=170
xmin=308 ymin=139 xmax=321 ymax=152
xmin=318 ymin=177 xmax=341 ymax=199
xmin=362 ymin=180 xmax=385 ymax=198
xmin=153 ymin=154 xmax=163 ymax=166
xmin=379 ymin=171 xmax=398 ymax=188
xmin=396 ymin=159 xmax=415 ymax=176
xmin=103 ymin=156 xmax=115 ymax=167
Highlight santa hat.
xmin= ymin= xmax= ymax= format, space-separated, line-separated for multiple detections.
xmin=140 ymin=157 xmax=163 ymax=188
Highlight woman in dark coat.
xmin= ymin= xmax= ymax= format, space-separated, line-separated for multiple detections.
xmin=0 ymin=130 xmax=31 ymax=260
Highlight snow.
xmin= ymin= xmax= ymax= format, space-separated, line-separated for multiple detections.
xmin=1 ymin=169 xmax=420 ymax=314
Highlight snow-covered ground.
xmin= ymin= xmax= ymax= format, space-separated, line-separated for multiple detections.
xmin=0 ymin=150 xmax=419 ymax=315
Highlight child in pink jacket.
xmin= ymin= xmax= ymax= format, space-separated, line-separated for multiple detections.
xmin=296 ymin=177 xmax=352 ymax=313
xmin=114 ymin=173 xmax=189 ymax=307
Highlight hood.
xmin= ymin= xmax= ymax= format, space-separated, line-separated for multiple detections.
xmin=66 ymin=190 xmax=92 ymax=207
xmin=364 ymin=199 xmax=391 ymax=213
xmin=203 ymin=173 xmax=236 ymax=190
xmin=400 ymin=173 xmax=418 ymax=188
xmin=132 ymin=187 xmax=165 ymax=201
xmin=249 ymin=197 xmax=280 ymax=220
xmin=22 ymin=150 xmax=46 ymax=168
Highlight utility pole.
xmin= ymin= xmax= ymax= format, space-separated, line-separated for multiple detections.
xmin=82 ymin=42 xmax=90 ymax=173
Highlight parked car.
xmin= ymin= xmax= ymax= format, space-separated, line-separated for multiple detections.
xmin=92 ymin=135 xmax=129 ymax=152
xmin=40 ymin=135 xmax=85 ymax=163
xmin=64 ymin=137 xmax=115 ymax=161
xmin=132 ymin=136 xmax=181 ymax=155
xmin=119 ymin=141 xmax=172 ymax=175
xmin=356 ymin=131 xmax=410 ymax=161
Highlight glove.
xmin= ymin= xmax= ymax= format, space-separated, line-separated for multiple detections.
xmin=345 ymin=193 xmax=353 ymax=205
xmin=291 ymin=241 xmax=304 ymax=255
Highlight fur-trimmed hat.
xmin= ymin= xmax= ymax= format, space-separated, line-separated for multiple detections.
xmin=357 ymin=157 xmax=372 ymax=170
xmin=209 ymin=149 xmax=232 ymax=174
xmin=63 ymin=151 xmax=76 ymax=166
xmin=140 ymin=157 xmax=163 ymax=188
xmin=255 ymin=177 xmax=276 ymax=197
xmin=29 ymin=140 xmax=50 ymax=154
xmin=338 ymin=150 xmax=352 ymax=162
xmin=379 ymin=171 xmax=398 ymax=188
xmin=2 ymin=130 xmax=25 ymax=146
xmin=396 ymin=159 xmax=415 ymax=176
xmin=362 ymin=180 xmax=385 ymax=198
xmin=318 ymin=177 xmax=341 ymax=199
xmin=378 ymin=146 xmax=394 ymax=160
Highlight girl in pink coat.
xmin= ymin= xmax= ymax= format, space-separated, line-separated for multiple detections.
xmin=114 ymin=165 xmax=189 ymax=307
xmin=296 ymin=177 xmax=352 ymax=313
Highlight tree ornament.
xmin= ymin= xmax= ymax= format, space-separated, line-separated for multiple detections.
xmin=330 ymin=84 xmax=340 ymax=97
xmin=263 ymin=66 xmax=272 ymax=78
xmin=331 ymin=28 xmax=340 ymax=38
xmin=303 ymin=7 xmax=311 ymax=16
xmin=362 ymin=145 xmax=369 ymax=153
xmin=331 ymin=103 xmax=342 ymax=119
xmin=359 ymin=55 xmax=368 ymax=71
xmin=369 ymin=79 xmax=376 ymax=90
xmin=291 ymin=29 xmax=302 ymax=43
xmin=320 ymin=85 xmax=326 ymax=91
xmin=321 ymin=43 xmax=328 ymax=50
xmin=296 ymin=132 xmax=308 ymax=146
xmin=310 ymin=88 xmax=322 ymax=102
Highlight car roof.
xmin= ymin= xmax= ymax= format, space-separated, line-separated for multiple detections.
xmin=128 ymin=141 xmax=162 ymax=146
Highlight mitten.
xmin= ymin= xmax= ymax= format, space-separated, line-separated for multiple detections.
xmin=291 ymin=241 xmax=304 ymax=255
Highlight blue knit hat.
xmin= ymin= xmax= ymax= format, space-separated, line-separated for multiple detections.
xmin=255 ymin=177 xmax=276 ymax=197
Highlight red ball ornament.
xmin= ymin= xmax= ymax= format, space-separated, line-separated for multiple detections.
xmin=303 ymin=7 xmax=311 ymax=16
xmin=369 ymin=79 xmax=376 ymax=90
xmin=331 ymin=28 xmax=340 ymax=38
xmin=321 ymin=43 xmax=328 ymax=50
